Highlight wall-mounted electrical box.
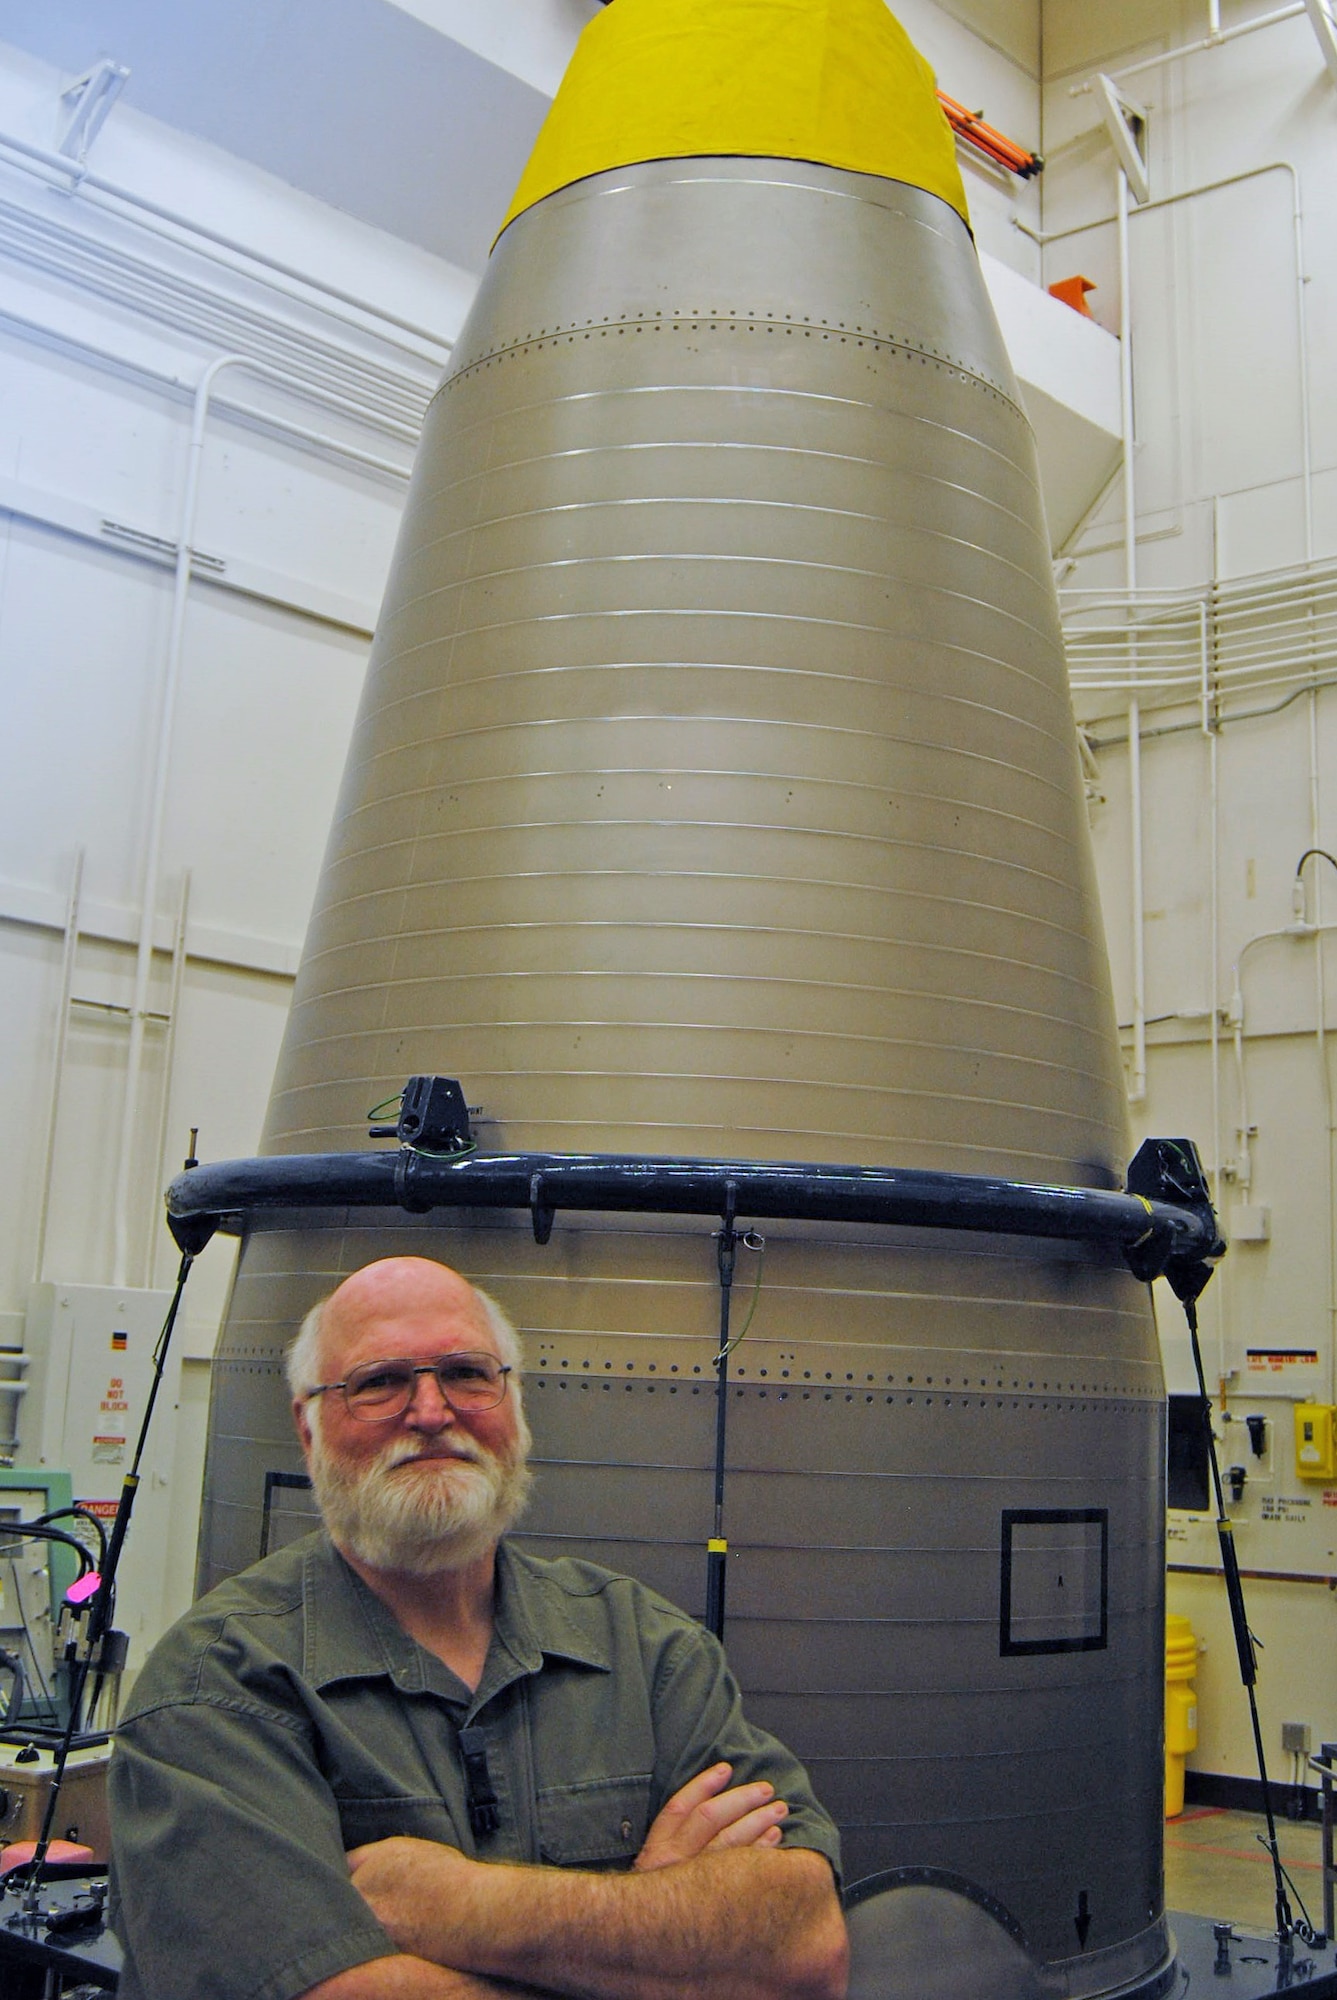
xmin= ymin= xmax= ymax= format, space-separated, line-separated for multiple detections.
xmin=1293 ymin=1402 xmax=1337 ymax=1480
xmin=1229 ymin=1204 xmax=1272 ymax=1242
xmin=19 ymin=1286 xmax=177 ymax=1664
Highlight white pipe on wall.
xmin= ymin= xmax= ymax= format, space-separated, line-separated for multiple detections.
xmin=1118 ymin=168 xmax=1148 ymax=1106
xmin=1230 ymin=924 xmax=1337 ymax=1133
xmin=0 ymin=128 xmax=453 ymax=362
xmin=0 ymin=194 xmax=433 ymax=433
xmin=1021 ymin=165 xmax=1313 ymax=571
xmin=1306 ymin=698 xmax=1334 ymax=1393
xmin=1127 ymin=700 xmax=1148 ymax=1106
xmin=1205 ymin=507 xmax=1224 ymax=1379
xmin=111 ymin=357 xmax=231 ymax=1286
xmin=1299 ymin=854 xmax=1337 ymax=1397
xmin=0 ymin=304 xmax=413 ymax=482
xmin=111 ymin=351 xmax=344 ymax=1286
xmin=32 ymin=847 xmax=84 ymax=1286
xmin=1209 ymin=724 xmax=1225 ymax=1380
xmin=1072 ymin=4 xmax=1305 ymax=91
xmin=143 ymin=870 xmax=191 ymax=1285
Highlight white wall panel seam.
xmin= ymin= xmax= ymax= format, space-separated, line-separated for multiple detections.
xmin=0 ymin=476 xmax=380 ymax=636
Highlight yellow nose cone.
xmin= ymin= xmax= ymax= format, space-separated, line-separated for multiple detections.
xmin=498 ymin=0 xmax=969 ymax=239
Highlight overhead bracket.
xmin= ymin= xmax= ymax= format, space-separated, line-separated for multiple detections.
xmin=1092 ymin=73 xmax=1150 ymax=205
xmin=58 ymin=59 xmax=130 ymax=167
xmin=1305 ymin=0 xmax=1337 ymax=88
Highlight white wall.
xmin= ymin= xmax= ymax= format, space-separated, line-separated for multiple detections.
xmin=1044 ymin=0 xmax=1337 ymax=1787
xmin=0 ymin=37 xmax=478 ymax=1645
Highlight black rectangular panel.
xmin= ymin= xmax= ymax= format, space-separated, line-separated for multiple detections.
xmin=1000 ymin=1508 xmax=1109 ymax=1656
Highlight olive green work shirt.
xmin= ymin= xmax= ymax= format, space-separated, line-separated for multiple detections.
xmin=109 ymin=1532 xmax=841 ymax=2000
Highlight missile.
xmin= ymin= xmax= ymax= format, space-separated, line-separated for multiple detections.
xmin=200 ymin=3 xmax=1169 ymax=1992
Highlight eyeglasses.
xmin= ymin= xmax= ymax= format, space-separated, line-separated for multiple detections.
xmin=306 ymin=1351 xmax=512 ymax=1423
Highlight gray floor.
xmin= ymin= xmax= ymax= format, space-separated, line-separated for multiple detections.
xmin=1165 ymin=1805 xmax=1328 ymax=1932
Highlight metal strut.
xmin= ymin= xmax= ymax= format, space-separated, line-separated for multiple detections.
xmin=165 ymin=1115 xmax=1227 ymax=1661
xmin=164 ymin=1125 xmax=1225 ymax=1306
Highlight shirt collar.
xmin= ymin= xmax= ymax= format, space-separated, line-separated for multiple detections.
xmin=303 ymin=1536 xmax=611 ymax=1700
xmin=490 ymin=1542 xmax=612 ymax=1678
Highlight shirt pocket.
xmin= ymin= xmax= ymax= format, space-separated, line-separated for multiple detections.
xmin=536 ymin=1773 xmax=652 ymax=1869
xmin=337 ymin=1794 xmax=463 ymax=1851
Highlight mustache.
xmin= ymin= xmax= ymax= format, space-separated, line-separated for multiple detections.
xmin=384 ymin=1439 xmax=489 ymax=1469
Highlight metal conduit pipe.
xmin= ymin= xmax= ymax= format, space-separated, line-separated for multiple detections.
xmin=111 ymin=353 xmax=238 ymax=1286
xmin=1116 ymin=168 xmax=1148 ymax=1107
xmin=143 ymin=872 xmax=191 ymax=1282
xmin=1206 ymin=507 xmax=1225 ymax=1380
xmin=31 ymin=849 xmax=84 ymax=1288
xmin=111 ymin=348 xmax=396 ymax=1284
xmin=1037 ymin=166 xmax=1313 ymax=1138
xmin=1070 ymin=3 xmax=1307 ymax=90
xmin=0 ymin=196 xmax=434 ymax=429
xmin=1017 ymin=164 xmax=1312 ymax=565
xmin=0 ymin=127 xmax=454 ymax=360
xmin=0 ymin=302 xmax=413 ymax=475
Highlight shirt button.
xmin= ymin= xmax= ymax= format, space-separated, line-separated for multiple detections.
xmin=620 ymin=1819 xmax=633 ymax=1842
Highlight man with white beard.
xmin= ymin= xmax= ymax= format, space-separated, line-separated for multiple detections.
xmin=108 ymin=1257 xmax=847 ymax=2000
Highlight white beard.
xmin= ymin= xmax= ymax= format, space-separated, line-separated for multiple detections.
xmin=308 ymin=1413 xmax=533 ymax=1575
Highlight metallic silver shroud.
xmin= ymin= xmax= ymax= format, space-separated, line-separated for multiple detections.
xmin=202 ymin=160 xmax=1169 ymax=1998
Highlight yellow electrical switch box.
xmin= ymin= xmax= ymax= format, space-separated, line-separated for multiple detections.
xmin=1294 ymin=1402 xmax=1337 ymax=1480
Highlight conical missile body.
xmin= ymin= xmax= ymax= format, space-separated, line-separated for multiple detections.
xmin=202 ymin=8 xmax=1167 ymax=1992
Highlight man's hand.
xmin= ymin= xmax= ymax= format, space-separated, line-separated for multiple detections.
xmin=634 ymin=1763 xmax=789 ymax=1870
xmin=348 ymin=1839 xmax=472 ymax=1965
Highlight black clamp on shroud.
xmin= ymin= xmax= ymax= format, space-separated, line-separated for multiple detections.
xmin=1124 ymin=1138 xmax=1225 ymax=1303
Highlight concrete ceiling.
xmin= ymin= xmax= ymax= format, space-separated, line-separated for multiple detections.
xmin=0 ymin=0 xmax=586 ymax=273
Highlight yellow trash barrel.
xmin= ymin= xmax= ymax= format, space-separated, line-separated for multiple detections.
xmin=1165 ymin=1614 xmax=1199 ymax=1819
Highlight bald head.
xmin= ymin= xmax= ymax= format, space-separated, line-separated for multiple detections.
xmin=286 ymin=1258 xmax=523 ymax=1409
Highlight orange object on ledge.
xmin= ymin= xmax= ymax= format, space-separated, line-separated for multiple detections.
xmin=1048 ymin=275 xmax=1097 ymax=317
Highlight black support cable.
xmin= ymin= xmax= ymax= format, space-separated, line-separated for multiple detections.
xmin=705 ymin=1182 xmax=737 ymax=1640
xmin=1184 ymin=1295 xmax=1320 ymax=1954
